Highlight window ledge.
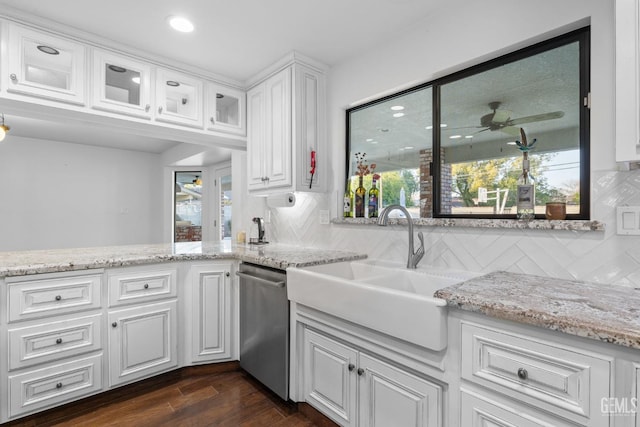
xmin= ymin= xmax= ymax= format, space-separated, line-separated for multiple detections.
xmin=332 ymin=217 xmax=605 ymax=232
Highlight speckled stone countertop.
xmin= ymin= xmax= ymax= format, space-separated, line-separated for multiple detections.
xmin=435 ymin=271 xmax=640 ymax=349
xmin=0 ymin=242 xmax=367 ymax=277
xmin=333 ymin=217 xmax=604 ymax=231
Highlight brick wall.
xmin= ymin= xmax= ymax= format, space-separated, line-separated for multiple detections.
xmin=419 ymin=148 xmax=452 ymax=216
xmin=175 ymin=225 xmax=202 ymax=242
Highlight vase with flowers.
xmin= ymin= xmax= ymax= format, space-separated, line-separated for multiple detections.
xmin=354 ymin=152 xmax=376 ymax=217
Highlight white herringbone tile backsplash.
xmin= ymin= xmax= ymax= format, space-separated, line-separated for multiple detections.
xmin=269 ymin=169 xmax=640 ymax=286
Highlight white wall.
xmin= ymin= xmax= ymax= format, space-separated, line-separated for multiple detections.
xmin=0 ymin=136 xmax=164 ymax=251
xmin=268 ymin=0 xmax=640 ymax=286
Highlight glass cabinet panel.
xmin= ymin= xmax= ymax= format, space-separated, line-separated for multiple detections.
xmin=92 ymin=50 xmax=151 ymax=118
xmin=207 ymin=83 xmax=246 ymax=135
xmin=156 ymin=69 xmax=203 ymax=128
xmin=8 ymin=24 xmax=86 ymax=104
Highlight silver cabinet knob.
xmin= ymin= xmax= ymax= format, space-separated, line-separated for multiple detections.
xmin=348 ymin=363 xmax=355 ymax=372
xmin=225 ymin=272 xmax=230 ymax=277
xmin=158 ymin=106 xmax=163 ymax=114
xmin=517 ymin=368 xmax=528 ymax=380
xmin=56 ymin=338 xmax=63 ymax=344
xmin=144 ymin=283 xmax=149 ymax=289
xmin=112 ymin=322 xmax=118 ymax=328
xmin=210 ymin=117 xmax=215 ymax=124
xmin=9 ymin=73 xmax=17 ymax=82
xmin=56 ymin=382 xmax=63 ymax=389
xmin=55 ymin=295 xmax=62 ymax=301
xmin=357 ymin=368 xmax=365 ymax=376
xmin=145 ymin=104 xmax=151 ymax=112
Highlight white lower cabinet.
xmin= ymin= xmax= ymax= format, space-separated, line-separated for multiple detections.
xmin=108 ymin=300 xmax=178 ymax=387
xmin=460 ymin=388 xmax=576 ymax=427
xmin=303 ymin=328 xmax=442 ymax=427
xmin=187 ymin=263 xmax=233 ymax=363
xmin=8 ymin=354 xmax=103 ymax=418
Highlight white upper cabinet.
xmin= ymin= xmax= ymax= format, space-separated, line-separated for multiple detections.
xmin=6 ymin=23 xmax=86 ymax=105
xmin=155 ymin=69 xmax=203 ymax=128
xmin=206 ymin=83 xmax=246 ymax=135
xmin=91 ymin=50 xmax=152 ymax=119
xmin=616 ymin=0 xmax=640 ymax=162
xmin=247 ymin=58 xmax=325 ymax=194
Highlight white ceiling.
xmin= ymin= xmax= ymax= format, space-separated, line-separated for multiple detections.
xmin=0 ymin=0 xmax=447 ymax=162
xmin=0 ymin=0 xmax=446 ymax=82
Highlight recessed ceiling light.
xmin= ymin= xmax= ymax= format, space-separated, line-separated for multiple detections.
xmin=168 ymin=16 xmax=194 ymax=33
xmin=449 ymin=135 xmax=462 ymax=139
xmin=507 ymin=141 xmax=517 ymax=145
xmin=465 ymin=135 xmax=473 ymax=139
xmin=366 ymin=138 xmax=373 ymax=142
xmin=131 ymin=76 xmax=140 ymax=84
xmin=425 ymin=125 xmax=433 ymax=130
xmin=404 ymin=146 xmax=414 ymax=150
xmin=440 ymin=123 xmax=448 ymax=128
xmin=390 ymin=105 xmax=404 ymax=111
xmin=371 ymin=140 xmax=379 ymax=144
xmin=393 ymin=112 xmax=405 ymax=118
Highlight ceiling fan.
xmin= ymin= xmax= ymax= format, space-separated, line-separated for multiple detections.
xmin=459 ymin=101 xmax=565 ymax=137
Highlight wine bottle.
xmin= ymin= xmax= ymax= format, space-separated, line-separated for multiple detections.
xmin=368 ymin=174 xmax=379 ymax=218
xmin=355 ymin=176 xmax=366 ymax=217
xmin=517 ymin=158 xmax=535 ymax=220
xmin=343 ymin=178 xmax=353 ymax=218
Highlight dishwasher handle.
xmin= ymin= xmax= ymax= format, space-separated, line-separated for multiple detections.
xmin=236 ymin=271 xmax=285 ymax=288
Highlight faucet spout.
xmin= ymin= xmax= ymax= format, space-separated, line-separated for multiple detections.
xmin=377 ymin=205 xmax=424 ymax=269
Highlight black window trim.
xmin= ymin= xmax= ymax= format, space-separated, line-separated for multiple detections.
xmin=346 ymin=26 xmax=590 ymax=220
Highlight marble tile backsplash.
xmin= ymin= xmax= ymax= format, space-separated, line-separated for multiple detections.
xmin=269 ymin=169 xmax=640 ymax=287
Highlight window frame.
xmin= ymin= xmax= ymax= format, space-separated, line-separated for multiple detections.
xmin=345 ymin=26 xmax=590 ymax=220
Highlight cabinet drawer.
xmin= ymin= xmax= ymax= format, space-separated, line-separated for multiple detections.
xmin=8 ymin=314 xmax=102 ymax=370
xmin=461 ymin=321 xmax=610 ymax=425
xmin=8 ymin=354 xmax=103 ymax=418
xmin=108 ymin=267 xmax=177 ymax=306
xmin=461 ymin=388 xmax=577 ymax=427
xmin=7 ymin=274 xmax=102 ymax=322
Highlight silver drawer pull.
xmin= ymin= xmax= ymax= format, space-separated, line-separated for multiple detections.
xmin=357 ymin=368 xmax=365 ymax=376
xmin=112 ymin=322 xmax=118 ymax=328
xmin=55 ymin=295 xmax=62 ymax=301
xmin=517 ymin=368 xmax=528 ymax=380
xmin=56 ymin=382 xmax=63 ymax=389
xmin=236 ymin=271 xmax=285 ymax=288
xmin=56 ymin=338 xmax=62 ymax=344
xmin=348 ymin=363 xmax=355 ymax=372
xmin=144 ymin=283 xmax=149 ymax=289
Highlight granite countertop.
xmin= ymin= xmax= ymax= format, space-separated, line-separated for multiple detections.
xmin=435 ymin=271 xmax=640 ymax=350
xmin=0 ymin=241 xmax=367 ymax=277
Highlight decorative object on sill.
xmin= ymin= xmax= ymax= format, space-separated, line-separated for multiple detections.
xmin=353 ymin=152 xmax=376 ymax=218
xmin=0 ymin=114 xmax=10 ymax=142
xmin=368 ymin=174 xmax=380 ymax=218
xmin=515 ymin=128 xmax=537 ymax=221
xmin=343 ymin=178 xmax=354 ymax=218
xmin=545 ymin=202 xmax=567 ymax=220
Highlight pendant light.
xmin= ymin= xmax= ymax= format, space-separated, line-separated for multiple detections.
xmin=0 ymin=114 xmax=10 ymax=142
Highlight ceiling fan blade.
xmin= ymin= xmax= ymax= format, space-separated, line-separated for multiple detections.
xmin=500 ymin=126 xmax=521 ymax=137
xmin=508 ymin=111 xmax=564 ymax=126
xmin=491 ymin=109 xmax=512 ymax=124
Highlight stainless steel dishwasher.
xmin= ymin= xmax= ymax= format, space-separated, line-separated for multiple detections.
xmin=236 ymin=262 xmax=289 ymax=400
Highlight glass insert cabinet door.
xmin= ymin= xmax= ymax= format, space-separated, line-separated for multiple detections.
xmin=155 ymin=69 xmax=204 ymax=128
xmin=206 ymin=83 xmax=246 ymax=135
xmin=7 ymin=23 xmax=86 ymax=105
xmin=92 ymin=50 xmax=152 ymax=118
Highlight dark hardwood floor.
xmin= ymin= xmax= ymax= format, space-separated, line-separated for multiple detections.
xmin=3 ymin=363 xmax=337 ymax=427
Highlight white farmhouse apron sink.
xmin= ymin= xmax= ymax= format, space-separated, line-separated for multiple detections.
xmin=287 ymin=260 xmax=479 ymax=351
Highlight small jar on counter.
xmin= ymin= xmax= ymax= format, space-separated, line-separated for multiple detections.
xmin=545 ymin=202 xmax=566 ymax=220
